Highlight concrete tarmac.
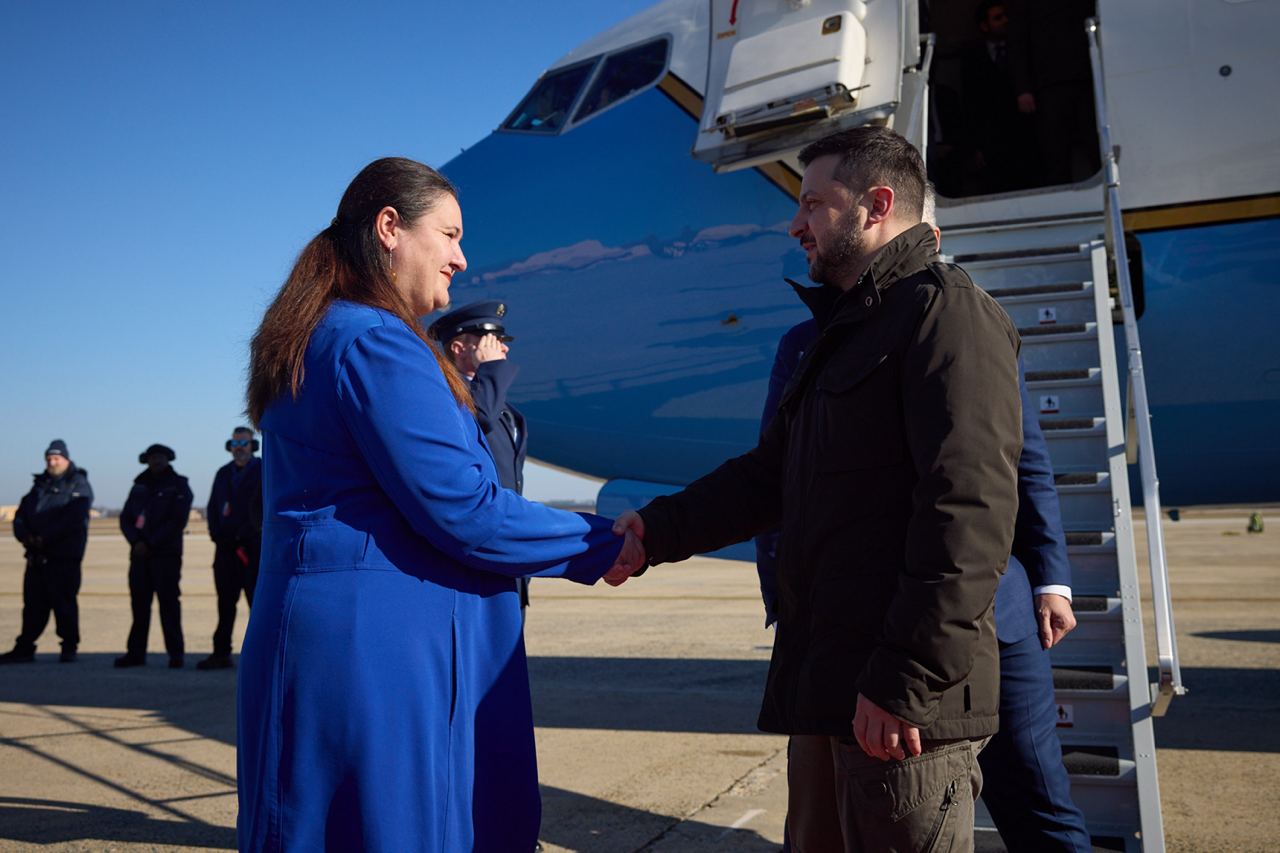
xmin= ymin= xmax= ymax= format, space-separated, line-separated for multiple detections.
xmin=0 ymin=509 xmax=1276 ymax=852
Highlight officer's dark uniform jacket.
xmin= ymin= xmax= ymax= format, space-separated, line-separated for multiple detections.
xmin=120 ymin=467 xmax=194 ymax=554
xmin=207 ymin=458 xmax=263 ymax=546
xmin=471 ymin=360 xmax=527 ymax=495
xmin=14 ymin=466 xmax=94 ymax=560
xmin=639 ymin=224 xmax=1023 ymax=738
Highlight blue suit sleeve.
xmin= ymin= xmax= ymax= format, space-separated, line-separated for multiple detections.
xmin=336 ymin=323 xmax=621 ymax=584
xmin=469 ymin=360 xmax=518 ymax=434
xmin=1012 ymin=358 xmax=1073 ymax=589
xmin=754 ymin=321 xmax=818 ymax=627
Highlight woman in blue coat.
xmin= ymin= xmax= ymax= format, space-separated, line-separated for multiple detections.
xmin=237 ymin=157 xmax=642 ymax=852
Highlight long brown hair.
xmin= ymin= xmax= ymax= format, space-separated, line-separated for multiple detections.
xmin=247 ymin=157 xmax=472 ymax=425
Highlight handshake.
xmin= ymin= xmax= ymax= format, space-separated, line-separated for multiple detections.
xmin=602 ymin=511 xmax=646 ymax=587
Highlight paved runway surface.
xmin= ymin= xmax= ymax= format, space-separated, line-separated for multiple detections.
xmin=0 ymin=508 xmax=1276 ymax=851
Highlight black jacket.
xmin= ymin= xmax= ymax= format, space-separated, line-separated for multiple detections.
xmin=471 ymin=359 xmax=527 ymax=494
xmin=120 ymin=466 xmax=194 ymax=555
xmin=13 ymin=465 xmax=94 ymax=560
xmin=638 ymin=224 xmax=1022 ymax=738
xmin=207 ymin=457 xmax=263 ymax=545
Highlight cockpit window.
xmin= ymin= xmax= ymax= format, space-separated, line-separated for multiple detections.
xmin=503 ymin=60 xmax=597 ymax=133
xmin=572 ymin=38 xmax=670 ymax=124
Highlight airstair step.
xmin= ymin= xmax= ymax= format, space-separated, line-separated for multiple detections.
xmin=1067 ymin=531 xmax=1106 ymax=546
xmin=1027 ymin=368 xmax=1092 ymax=382
xmin=1053 ymin=665 xmax=1114 ymax=691
xmin=1020 ymin=322 xmax=1089 ymax=337
xmin=987 ymin=281 xmax=1089 ymax=299
xmin=1062 ymin=745 xmax=1123 ymax=778
xmin=1071 ymin=596 xmax=1110 ymax=613
xmin=954 ymin=244 xmax=1085 ymax=264
xmin=1056 ymin=472 xmax=1100 ymax=485
xmin=1040 ymin=416 xmax=1099 ymax=431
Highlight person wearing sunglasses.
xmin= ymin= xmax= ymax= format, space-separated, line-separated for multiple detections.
xmin=198 ymin=426 xmax=263 ymax=670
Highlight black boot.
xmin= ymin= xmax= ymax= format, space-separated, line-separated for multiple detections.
xmin=196 ymin=653 xmax=233 ymax=670
xmin=114 ymin=653 xmax=146 ymax=668
xmin=0 ymin=647 xmax=36 ymax=664
xmin=168 ymin=655 xmax=185 ymax=669
xmin=59 ymin=648 xmax=77 ymax=663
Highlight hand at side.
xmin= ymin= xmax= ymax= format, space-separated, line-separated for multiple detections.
xmin=853 ymin=693 xmax=922 ymax=762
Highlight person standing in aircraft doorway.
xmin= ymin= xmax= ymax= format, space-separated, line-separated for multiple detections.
xmin=754 ymin=183 xmax=1091 ymax=852
xmin=430 ymin=300 xmax=531 ymax=609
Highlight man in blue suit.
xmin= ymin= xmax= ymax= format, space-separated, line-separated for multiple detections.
xmin=755 ymin=204 xmax=1091 ymax=851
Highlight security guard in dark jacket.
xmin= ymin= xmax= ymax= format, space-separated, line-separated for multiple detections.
xmin=620 ymin=128 xmax=1022 ymax=851
xmin=116 ymin=443 xmax=193 ymax=668
xmin=430 ymin=300 xmax=530 ymax=605
xmin=1 ymin=440 xmax=93 ymax=664
xmin=199 ymin=426 xmax=263 ymax=670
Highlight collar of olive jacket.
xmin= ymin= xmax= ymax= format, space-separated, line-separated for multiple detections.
xmin=786 ymin=222 xmax=940 ymax=331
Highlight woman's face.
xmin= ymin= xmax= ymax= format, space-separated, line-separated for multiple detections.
xmin=393 ymin=194 xmax=467 ymax=315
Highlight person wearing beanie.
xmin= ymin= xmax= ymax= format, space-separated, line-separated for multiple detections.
xmin=1 ymin=440 xmax=94 ymax=664
xmin=115 ymin=443 xmax=193 ymax=669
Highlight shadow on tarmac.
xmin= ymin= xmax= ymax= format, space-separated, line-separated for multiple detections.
xmin=1194 ymin=628 xmax=1280 ymax=644
xmin=528 ymin=656 xmax=771 ymax=734
xmin=1152 ymin=666 xmax=1280 ymax=753
xmin=0 ymin=797 xmax=236 ymax=849
xmin=540 ymin=785 xmax=778 ymax=852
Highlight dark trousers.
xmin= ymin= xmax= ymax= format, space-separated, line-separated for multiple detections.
xmin=126 ymin=551 xmax=184 ymax=658
xmin=211 ymin=541 xmax=258 ymax=655
xmin=1035 ymin=82 xmax=1100 ymax=186
xmin=788 ymin=734 xmax=989 ymax=853
xmin=979 ymin=633 xmax=1092 ymax=852
xmin=16 ymin=555 xmax=81 ymax=652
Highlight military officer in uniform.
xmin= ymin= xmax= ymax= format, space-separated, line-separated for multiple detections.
xmin=430 ymin=300 xmax=530 ymax=606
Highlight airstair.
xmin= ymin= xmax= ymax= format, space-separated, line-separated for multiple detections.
xmin=673 ymin=5 xmax=1185 ymax=848
xmin=932 ymin=22 xmax=1185 ymax=850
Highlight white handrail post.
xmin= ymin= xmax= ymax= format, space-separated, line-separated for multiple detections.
xmin=1085 ymin=17 xmax=1186 ymax=714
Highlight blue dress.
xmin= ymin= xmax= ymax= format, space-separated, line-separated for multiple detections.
xmin=236 ymin=301 xmax=622 ymax=851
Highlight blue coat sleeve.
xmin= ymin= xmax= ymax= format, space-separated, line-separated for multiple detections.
xmin=1012 ymin=357 xmax=1073 ymax=589
xmin=336 ymin=322 xmax=622 ymax=583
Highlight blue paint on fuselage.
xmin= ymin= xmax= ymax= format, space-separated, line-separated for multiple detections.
xmin=1125 ymin=217 xmax=1280 ymax=505
xmin=442 ymin=88 xmax=808 ymax=484
xmin=442 ymin=86 xmax=1280 ymax=505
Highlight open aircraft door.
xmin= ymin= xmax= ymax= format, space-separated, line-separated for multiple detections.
xmin=693 ymin=0 xmax=927 ymax=173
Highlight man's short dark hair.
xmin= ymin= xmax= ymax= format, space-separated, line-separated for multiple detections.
xmin=975 ymin=0 xmax=1006 ymax=27
xmin=797 ymin=126 xmax=927 ymax=223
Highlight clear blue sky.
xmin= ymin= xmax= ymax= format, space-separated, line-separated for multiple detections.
xmin=0 ymin=0 xmax=658 ymax=508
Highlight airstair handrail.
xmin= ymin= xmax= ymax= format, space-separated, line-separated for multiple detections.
xmin=1085 ymin=18 xmax=1186 ymax=715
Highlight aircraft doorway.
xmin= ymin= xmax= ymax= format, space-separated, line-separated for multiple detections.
xmin=923 ymin=0 xmax=1101 ymax=199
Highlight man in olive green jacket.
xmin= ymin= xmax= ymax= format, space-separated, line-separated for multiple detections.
xmin=615 ymin=127 xmax=1021 ymax=851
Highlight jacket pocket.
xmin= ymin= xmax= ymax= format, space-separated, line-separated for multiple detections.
xmin=813 ymin=351 xmax=905 ymax=471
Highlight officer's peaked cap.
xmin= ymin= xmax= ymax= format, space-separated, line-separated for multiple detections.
xmin=427 ymin=300 xmax=513 ymax=343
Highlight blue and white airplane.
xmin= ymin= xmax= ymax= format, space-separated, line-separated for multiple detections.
xmin=441 ymin=0 xmax=1280 ymax=509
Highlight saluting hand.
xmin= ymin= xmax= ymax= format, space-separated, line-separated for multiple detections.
xmin=474 ymin=333 xmax=508 ymax=364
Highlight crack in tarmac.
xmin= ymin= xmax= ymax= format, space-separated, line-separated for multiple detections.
xmin=634 ymin=744 xmax=787 ymax=851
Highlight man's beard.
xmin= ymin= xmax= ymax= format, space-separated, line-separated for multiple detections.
xmin=808 ymin=209 xmax=866 ymax=286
